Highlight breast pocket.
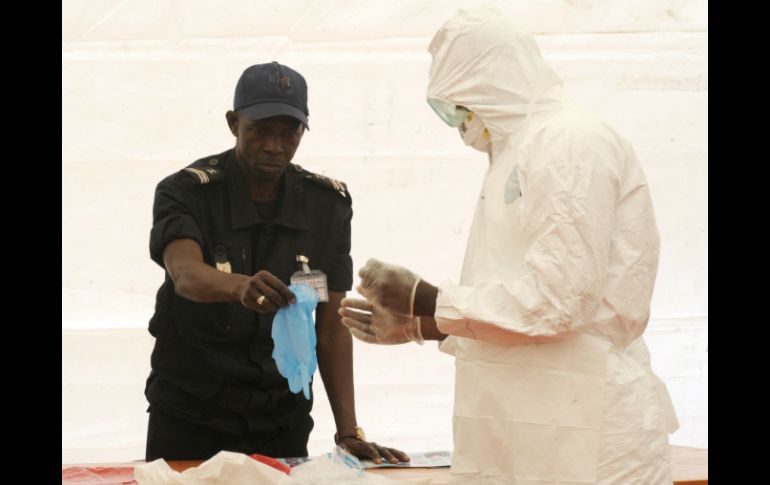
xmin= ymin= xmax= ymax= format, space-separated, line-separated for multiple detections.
xmin=504 ymin=167 xmax=522 ymax=204
xmin=206 ymin=230 xmax=252 ymax=276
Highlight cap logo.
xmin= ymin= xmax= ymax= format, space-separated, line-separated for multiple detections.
xmin=269 ymin=66 xmax=293 ymax=94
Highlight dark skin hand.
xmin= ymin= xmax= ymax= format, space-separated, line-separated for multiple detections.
xmin=338 ymin=436 xmax=410 ymax=464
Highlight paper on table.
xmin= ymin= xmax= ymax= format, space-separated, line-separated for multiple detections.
xmin=279 ymin=449 xmax=451 ymax=470
xmin=360 ymin=450 xmax=452 ymax=469
xmin=134 ymin=450 xmax=432 ymax=485
xmin=134 ymin=451 xmax=299 ymax=485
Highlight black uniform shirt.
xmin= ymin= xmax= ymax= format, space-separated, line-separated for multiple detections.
xmin=145 ymin=148 xmax=352 ymax=438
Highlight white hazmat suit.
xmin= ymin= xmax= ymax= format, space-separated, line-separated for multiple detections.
xmin=425 ymin=6 xmax=679 ymax=485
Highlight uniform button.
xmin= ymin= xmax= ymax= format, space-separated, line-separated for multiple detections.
xmin=209 ymin=158 xmax=218 ymax=166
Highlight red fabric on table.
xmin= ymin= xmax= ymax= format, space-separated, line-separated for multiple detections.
xmin=62 ymin=466 xmax=137 ymax=484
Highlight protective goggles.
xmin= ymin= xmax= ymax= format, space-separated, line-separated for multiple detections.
xmin=427 ymin=98 xmax=470 ymax=127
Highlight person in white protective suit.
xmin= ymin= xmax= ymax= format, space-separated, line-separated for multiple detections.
xmin=338 ymin=5 xmax=680 ymax=485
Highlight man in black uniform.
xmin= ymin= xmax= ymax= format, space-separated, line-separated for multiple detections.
xmin=145 ymin=62 xmax=408 ymax=464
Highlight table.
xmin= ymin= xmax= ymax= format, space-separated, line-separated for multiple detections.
xmin=62 ymin=445 xmax=707 ymax=484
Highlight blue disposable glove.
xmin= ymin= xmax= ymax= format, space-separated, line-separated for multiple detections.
xmin=272 ymin=283 xmax=320 ymax=399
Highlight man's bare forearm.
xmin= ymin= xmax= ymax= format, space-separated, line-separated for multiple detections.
xmin=316 ymin=291 xmax=358 ymax=436
xmin=163 ymin=238 xmax=247 ymax=302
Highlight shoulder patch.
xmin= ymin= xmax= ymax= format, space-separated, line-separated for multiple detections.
xmin=181 ymin=156 xmax=225 ymax=185
xmin=181 ymin=166 xmax=224 ymax=185
xmin=293 ymin=164 xmax=351 ymax=202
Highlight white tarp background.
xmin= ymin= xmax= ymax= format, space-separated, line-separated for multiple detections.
xmin=62 ymin=0 xmax=707 ymax=462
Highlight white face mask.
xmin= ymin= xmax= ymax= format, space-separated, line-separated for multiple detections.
xmin=458 ymin=112 xmax=490 ymax=153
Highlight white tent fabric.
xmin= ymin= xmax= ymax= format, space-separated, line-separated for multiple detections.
xmin=62 ymin=0 xmax=707 ymax=462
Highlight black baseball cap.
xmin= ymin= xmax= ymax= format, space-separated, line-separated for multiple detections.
xmin=234 ymin=62 xmax=309 ymax=128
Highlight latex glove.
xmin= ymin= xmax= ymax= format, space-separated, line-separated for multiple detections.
xmin=356 ymin=258 xmax=421 ymax=316
xmin=272 ymin=283 xmax=320 ymax=399
xmin=338 ymin=298 xmax=423 ymax=345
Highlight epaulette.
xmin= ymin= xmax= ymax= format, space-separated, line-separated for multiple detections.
xmin=292 ymin=164 xmax=351 ymax=202
xmin=181 ymin=156 xmax=226 ymax=185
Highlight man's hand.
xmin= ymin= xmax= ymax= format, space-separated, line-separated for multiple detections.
xmin=238 ymin=270 xmax=296 ymax=313
xmin=357 ymin=258 xmax=421 ymax=316
xmin=339 ymin=298 xmax=423 ymax=344
xmin=338 ymin=436 xmax=411 ymax=465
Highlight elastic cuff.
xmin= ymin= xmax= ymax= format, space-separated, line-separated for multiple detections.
xmin=412 ymin=316 xmax=425 ymax=345
xmin=408 ymin=277 xmax=421 ymax=317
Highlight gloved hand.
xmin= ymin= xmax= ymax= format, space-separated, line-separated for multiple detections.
xmin=272 ymin=283 xmax=320 ymax=399
xmin=356 ymin=258 xmax=421 ymax=316
xmin=338 ymin=298 xmax=423 ymax=345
